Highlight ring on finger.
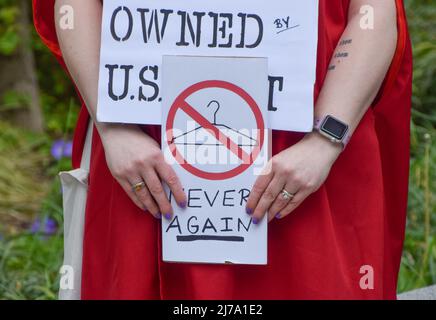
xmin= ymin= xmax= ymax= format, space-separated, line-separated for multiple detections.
xmin=281 ymin=188 xmax=296 ymax=201
xmin=131 ymin=181 xmax=146 ymax=193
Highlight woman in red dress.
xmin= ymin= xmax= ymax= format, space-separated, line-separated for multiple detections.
xmin=33 ymin=0 xmax=412 ymax=299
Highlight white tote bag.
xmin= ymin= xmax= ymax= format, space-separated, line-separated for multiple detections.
xmin=58 ymin=123 xmax=92 ymax=300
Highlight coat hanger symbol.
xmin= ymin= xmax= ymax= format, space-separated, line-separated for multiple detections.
xmin=207 ymin=100 xmax=220 ymax=125
xmin=171 ymin=100 xmax=258 ymax=147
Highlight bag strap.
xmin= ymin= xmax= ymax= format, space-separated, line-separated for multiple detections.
xmin=80 ymin=121 xmax=93 ymax=171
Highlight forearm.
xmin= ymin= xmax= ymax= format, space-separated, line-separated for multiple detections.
xmin=314 ymin=0 xmax=397 ymax=135
xmin=247 ymin=1 xmax=399 ymax=222
xmin=55 ymin=0 xmax=114 ymax=135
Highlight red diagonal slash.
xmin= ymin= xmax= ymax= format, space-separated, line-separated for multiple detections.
xmin=179 ymin=100 xmax=251 ymax=162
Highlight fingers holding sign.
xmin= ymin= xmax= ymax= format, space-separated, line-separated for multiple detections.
xmin=245 ymin=158 xmax=304 ymax=224
xmin=100 ymin=124 xmax=187 ymax=221
xmin=156 ymin=160 xmax=187 ymax=209
xmin=143 ymin=160 xmax=187 ymax=220
xmin=246 ymin=133 xmax=342 ymax=224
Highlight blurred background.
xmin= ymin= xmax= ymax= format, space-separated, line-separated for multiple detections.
xmin=0 ymin=0 xmax=434 ymax=299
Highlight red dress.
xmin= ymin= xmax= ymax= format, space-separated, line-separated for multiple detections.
xmin=33 ymin=0 xmax=412 ymax=299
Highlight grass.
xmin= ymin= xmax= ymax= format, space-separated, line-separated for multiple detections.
xmin=0 ymin=122 xmax=50 ymax=233
xmin=0 ymin=233 xmax=62 ymax=299
xmin=398 ymin=126 xmax=436 ymax=292
xmin=0 ymin=120 xmax=68 ymax=299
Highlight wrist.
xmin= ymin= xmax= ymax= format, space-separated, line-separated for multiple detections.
xmin=97 ymin=122 xmax=142 ymax=141
xmin=303 ymin=132 xmax=343 ymax=160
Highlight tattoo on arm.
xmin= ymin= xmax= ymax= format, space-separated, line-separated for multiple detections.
xmin=334 ymin=52 xmax=349 ymax=58
xmin=339 ymin=39 xmax=353 ymax=46
xmin=328 ymin=38 xmax=353 ymax=71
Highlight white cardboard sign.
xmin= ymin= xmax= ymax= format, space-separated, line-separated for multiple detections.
xmin=97 ymin=0 xmax=319 ymax=132
xmin=161 ymin=56 xmax=269 ymax=264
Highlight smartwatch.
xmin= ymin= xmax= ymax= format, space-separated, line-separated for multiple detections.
xmin=313 ymin=115 xmax=351 ymax=149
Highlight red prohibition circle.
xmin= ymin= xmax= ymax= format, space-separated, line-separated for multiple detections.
xmin=166 ymin=80 xmax=265 ymax=180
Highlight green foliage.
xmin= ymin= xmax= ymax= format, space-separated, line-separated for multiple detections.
xmin=399 ymin=131 xmax=436 ymax=291
xmin=0 ymin=90 xmax=31 ymax=111
xmin=0 ymin=0 xmax=19 ymax=55
xmin=406 ymin=0 xmax=436 ymax=126
xmin=0 ymin=0 xmax=78 ymax=300
xmin=33 ymin=33 xmax=80 ymax=137
xmin=0 ymin=121 xmax=51 ymax=232
xmin=0 ymin=233 xmax=62 ymax=299
xmin=397 ymin=0 xmax=436 ymax=292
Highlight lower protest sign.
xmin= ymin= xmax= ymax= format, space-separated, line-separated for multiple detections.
xmin=161 ymin=56 xmax=269 ymax=264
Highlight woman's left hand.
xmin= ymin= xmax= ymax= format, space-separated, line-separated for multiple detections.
xmin=246 ymin=132 xmax=343 ymax=223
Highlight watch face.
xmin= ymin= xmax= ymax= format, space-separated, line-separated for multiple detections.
xmin=321 ymin=116 xmax=348 ymax=140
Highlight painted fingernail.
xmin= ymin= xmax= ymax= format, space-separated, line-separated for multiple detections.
xmin=179 ymin=201 xmax=187 ymax=208
xmin=156 ymin=213 xmax=162 ymax=219
xmin=246 ymin=207 xmax=253 ymax=215
xmin=275 ymin=213 xmax=281 ymax=219
xmin=164 ymin=213 xmax=172 ymax=220
xmin=252 ymin=217 xmax=259 ymax=225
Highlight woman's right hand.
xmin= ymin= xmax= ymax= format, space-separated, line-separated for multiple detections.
xmin=99 ymin=124 xmax=186 ymax=220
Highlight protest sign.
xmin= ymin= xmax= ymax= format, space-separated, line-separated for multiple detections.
xmin=161 ymin=56 xmax=269 ymax=264
xmin=97 ymin=0 xmax=319 ymax=132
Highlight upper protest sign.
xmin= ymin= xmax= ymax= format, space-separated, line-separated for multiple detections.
xmin=96 ymin=0 xmax=319 ymax=132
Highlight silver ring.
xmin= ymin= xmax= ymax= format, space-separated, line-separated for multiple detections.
xmin=281 ymin=189 xmax=295 ymax=200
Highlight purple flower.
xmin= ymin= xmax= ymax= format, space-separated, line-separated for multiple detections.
xmin=63 ymin=141 xmax=73 ymax=158
xmin=44 ymin=217 xmax=58 ymax=235
xmin=29 ymin=218 xmax=41 ymax=234
xmin=51 ymin=140 xmax=64 ymax=160
xmin=29 ymin=217 xmax=58 ymax=235
xmin=51 ymin=139 xmax=73 ymax=160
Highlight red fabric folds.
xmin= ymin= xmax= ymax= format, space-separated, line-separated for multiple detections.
xmin=33 ymin=0 xmax=412 ymax=299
